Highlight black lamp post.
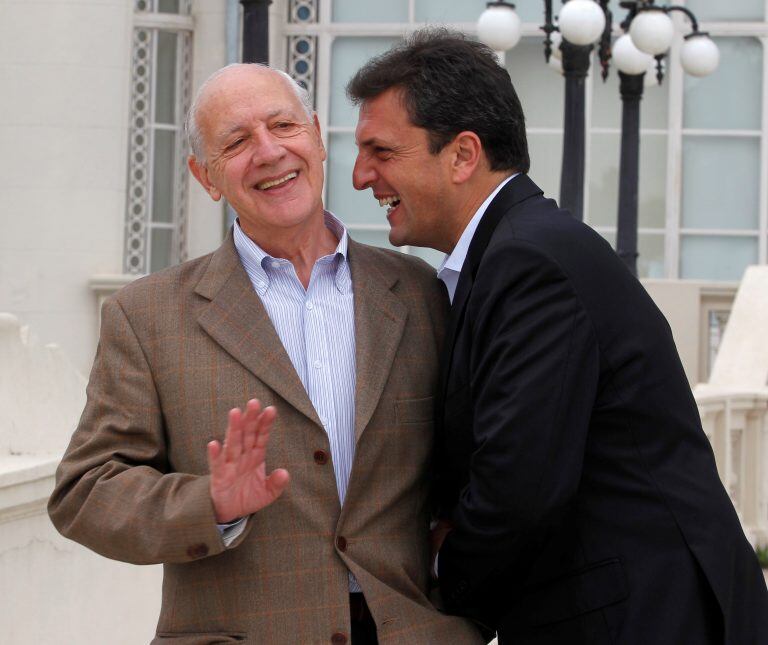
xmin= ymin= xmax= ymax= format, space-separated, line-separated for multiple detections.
xmin=477 ymin=0 xmax=719 ymax=275
xmin=240 ymin=0 xmax=273 ymax=64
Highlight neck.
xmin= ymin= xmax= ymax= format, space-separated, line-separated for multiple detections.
xmin=240 ymin=213 xmax=339 ymax=289
xmin=446 ymin=170 xmax=513 ymax=253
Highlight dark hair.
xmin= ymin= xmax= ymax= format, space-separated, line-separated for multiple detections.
xmin=346 ymin=28 xmax=529 ymax=174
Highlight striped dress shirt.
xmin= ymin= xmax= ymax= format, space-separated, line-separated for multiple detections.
xmin=233 ymin=212 xmax=360 ymax=592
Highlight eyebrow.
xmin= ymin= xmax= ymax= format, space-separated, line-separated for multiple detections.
xmin=215 ymin=109 xmax=288 ymax=142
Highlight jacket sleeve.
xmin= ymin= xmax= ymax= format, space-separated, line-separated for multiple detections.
xmin=439 ymin=238 xmax=599 ymax=611
xmin=47 ymin=296 xmax=246 ymax=564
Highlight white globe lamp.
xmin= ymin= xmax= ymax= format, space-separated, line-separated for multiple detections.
xmin=477 ymin=2 xmax=522 ymax=52
xmin=612 ymin=33 xmax=653 ymax=75
xmin=558 ymin=0 xmax=606 ymax=46
xmin=680 ymin=33 xmax=720 ymax=77
xmin=629 ymin=8 xmax=674 ymax=56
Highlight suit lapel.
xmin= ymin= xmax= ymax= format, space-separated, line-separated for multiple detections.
xmin=195 ymin=232 xmax=321 ymax=426
xmin=438 ymin=175 xmax=545 ymax=403
xmin=348 ymin=240 xmax=408 ymax=442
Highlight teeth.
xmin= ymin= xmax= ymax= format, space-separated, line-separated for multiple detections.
xmin=257 ymin=172 xmax=297 ymax=190
xmin=377 ymin=195 xmax=401 ymax=207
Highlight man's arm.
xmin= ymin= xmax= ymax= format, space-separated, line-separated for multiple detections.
xmin=438 ymin=239 xmax=599 ymax=611
xmin=48 ymin=297 xmax=288 ymax=564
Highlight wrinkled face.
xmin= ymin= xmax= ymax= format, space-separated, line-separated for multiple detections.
xmin=353 ymin=88 xmax=455 ymax=251
xmin=190 ymin=68 xmax=327 ymax=239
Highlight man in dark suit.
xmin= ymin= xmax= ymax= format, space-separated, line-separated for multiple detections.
xmin=348 ymin=28 xmax=768 ymax=644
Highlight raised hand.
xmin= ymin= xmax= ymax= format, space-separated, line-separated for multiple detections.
xmin=207 ymin=399 xmax=290 ymax=523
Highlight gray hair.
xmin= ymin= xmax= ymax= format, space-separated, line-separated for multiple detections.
xmin=184 ymin=63 xmax=314 ymax=163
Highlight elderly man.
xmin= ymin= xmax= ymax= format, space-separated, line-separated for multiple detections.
xmin=348 ymin=30 xmax=768 ymax=645
xmin=48 ymin=64 xmax=483 ymax=645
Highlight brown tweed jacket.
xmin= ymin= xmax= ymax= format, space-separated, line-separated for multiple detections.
xmin=48 ymin=233 xmax=484 ymax=645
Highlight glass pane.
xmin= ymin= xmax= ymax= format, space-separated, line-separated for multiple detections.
xmin=680 ymin=235 xmax=757 ymax=281
xmin=416 ymin=0 xmax=488 ymax=23
xmin=332 ymin=0 xmax=407 ymax=22
xmin=638 ymin=233 xmax=665 ymax=279
xmin=155 ymin=31 xmax=178 ymax=125
xmin=157 ymin=0 xmax=180 ymax=13
xmin=682 ymin=136 xmax=760 ymax=230
xmin=527 ymin=132 xmax=562 ymax=205
xmin=592 ymin=57 xmax=668 ymax=130
xmin=409 ymin=245 xmax=445 ymax=268
xmin=347 ymin=228 xmax=400 ymax=252
xmin=685 ymin=0 xmax=764 ymax=22
xmin=330 ymin=37 xmax=400 ymax=128
xmin=150 ymin=227 xmax=174 ymax=272
xmin=506 ymin=38 xmax=565 ymax=129
xmin=588 ymin=133 xmax=666 ymax=229
xmin=327 ymin=133 xmax=384 ymax=226
xmin=152 ymin=130 xmax=175 ymax=223
xmin=684 ymin=38 xmax=762 ymax=131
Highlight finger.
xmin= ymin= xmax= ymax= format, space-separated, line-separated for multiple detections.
xmin=206 ymin=440 xmax=222 ymax=473
xmin=254 ymin=406 xmax=277 ymax=444
xmin=223 ymin=407 xmax=244 ymax=463
xmin=242 ymin=399 xmax=262 ymax=452
xmin=265 ymin=468 xmax=290 ymax=500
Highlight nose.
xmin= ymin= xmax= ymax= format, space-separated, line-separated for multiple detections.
xmin=352 ymin=152 xmax=376 ymax=191
xmin=251 ymin=130 xmax=286 ymax=166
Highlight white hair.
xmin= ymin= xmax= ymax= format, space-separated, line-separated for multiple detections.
xmin=184 ymin=63 xmax=313 ymax=163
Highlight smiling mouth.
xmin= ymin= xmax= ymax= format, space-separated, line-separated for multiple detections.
xmin=256 ymin=171 xmax=298 ymax=191
xmin=377 ymin=195 xmax=401 ymax=215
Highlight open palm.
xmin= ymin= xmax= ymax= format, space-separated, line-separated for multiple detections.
xmin=207 ymin=399 xmax=290 ymax=523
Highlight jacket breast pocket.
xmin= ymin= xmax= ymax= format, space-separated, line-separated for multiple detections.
xmin=395 ymin=396 xmax=434 ymax=424
xmin=152 ymin=633 xmax=246 ymax=644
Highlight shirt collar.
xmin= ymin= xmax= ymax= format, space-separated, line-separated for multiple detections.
xmin=233 ymin=211 xmax=351 ymax=295
xmin=437 ymin=173 xmax=519 ymax=280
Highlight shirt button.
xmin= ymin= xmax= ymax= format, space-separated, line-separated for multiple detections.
xmin=336 ymin=536 xmax=347 ymax=552
xmin=313 ymin=449 xmax=329 ymax=465
xmin=270 ymin=260 xmax=280 ymax=269
xmin=305 ymin=301 xmax=313 ymax=310
xmin=313 ymin=360 xmax=322 ymax=369
xmin=331 ymin=633 xmax=347 ymax=645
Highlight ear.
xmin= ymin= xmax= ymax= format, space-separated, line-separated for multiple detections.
xmin=313 ymin=113 xmax=327 ymax=162
xmin=188 ymin=155 xmax=222 ymax=202
xmin=449 ymin=131 xmax=483 ymax=185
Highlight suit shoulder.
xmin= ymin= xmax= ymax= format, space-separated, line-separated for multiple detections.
xmin=350 ymin=240 xmax=438 ymax=283
xmin=108 ymin=252 xmax=215 ymax=312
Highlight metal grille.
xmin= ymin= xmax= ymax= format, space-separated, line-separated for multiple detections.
xmin=287 ymin=0 xmax=319 ymax=109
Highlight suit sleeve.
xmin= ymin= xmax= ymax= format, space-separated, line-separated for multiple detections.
xmin=48 ymin=297 xmax=245 ymax=564
xmin=439 ymin=239 xmax=599 ymax=611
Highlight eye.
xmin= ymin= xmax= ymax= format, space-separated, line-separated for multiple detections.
xmin=225 ymin=138 xmax=244 ymax=152
xmin=272 ymin=121 xmax=301 ymax=136
xmin=374 ymin=146 xmax=393 ymax=159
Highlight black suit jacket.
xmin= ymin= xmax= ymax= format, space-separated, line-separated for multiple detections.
xmin=436 ymin=175 xmax=768 ymax=644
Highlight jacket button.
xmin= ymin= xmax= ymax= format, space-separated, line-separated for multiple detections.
xmin=336 ymin=536 xmax=347 ymax=552
xmin=314 ymin=449 xmax=329 ymax=465
xmin=186 ymin=543 xmax=209 ymax=559
xmin=331 ymin=633 xmax=347 ymax=644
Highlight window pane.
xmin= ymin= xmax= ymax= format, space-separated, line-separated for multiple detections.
xmin=592 ymin=60 xmax=668 ymax=130
xmin=152 ymin=130 xmax=175 ymax=223
xmin=680 ymin=235 xmax=757 ymax=281
xmin=527 ymin=132 xmax=562 ymax=204
xmin=155 ymin=31 xmax=178 ymax=124
xmin=416 ymin=0 xmax=488 ymax=23
xmin=347 ymin=228 xmax=399 ymax=251
xmin=158 ymin=0 xmax=179 ymax=12
xmin=684 ymin=38 xmax=762 ymax=131
xmin=506 ymin=38 xmax=565 ymax=129
xmin=332 ymin=0 xmax=407 ymax=22
xmin=685 ymin=0 xmax=764 ymax=22
xmin=682 ymin=136 xmax=760 ymax=230
xmin=409 ymin=245 xmax=445 ymax=268
xmin=588 ymin=133 xmax=666 ymax=229
xmin=330 ymin=37 xmax=400 ymax=127
xmin=327 ymin=132 xmax=384 ymax=226
xmin=150 ymin=227 xmax=174 ymax=272
xmin=638 ymin=233 xmax=665 ymax=279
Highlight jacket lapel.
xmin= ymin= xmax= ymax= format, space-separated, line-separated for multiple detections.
xmin=438 ymin=175 xmax=545 ymax=403
xmin=195 ymin=232 xmax=321 ymax=427
xmin=348 ymin=239 xmax=408 ymax=442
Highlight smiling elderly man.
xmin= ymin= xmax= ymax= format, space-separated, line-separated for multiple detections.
xmin=48 ymin=64 xmax=484 ymax=645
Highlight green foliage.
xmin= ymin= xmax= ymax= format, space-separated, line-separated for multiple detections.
xmin=756 ymin=544 xmax=768 ymax=568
